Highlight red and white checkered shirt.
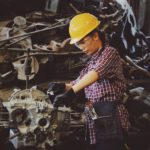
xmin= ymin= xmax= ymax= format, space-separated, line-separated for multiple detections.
xmin=72 ymin=45 xmax=129 ymax=144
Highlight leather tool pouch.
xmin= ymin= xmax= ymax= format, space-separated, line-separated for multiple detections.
xmin=93 ymin=101 xmax=123 ymax=140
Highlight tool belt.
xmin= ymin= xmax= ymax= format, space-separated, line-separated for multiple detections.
xmin=92 ymin=101 xmax=123 ymax=140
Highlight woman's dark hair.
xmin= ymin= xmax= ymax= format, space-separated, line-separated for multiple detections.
xmin=87 ymin=28 xmax=106 ymax=45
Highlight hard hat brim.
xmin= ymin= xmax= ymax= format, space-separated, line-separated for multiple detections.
xmin=70 ymin=38 xmax=79 ymax=44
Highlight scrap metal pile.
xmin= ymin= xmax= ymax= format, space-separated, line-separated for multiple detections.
xmin=0 ymin=0 xmax=150 ymax=150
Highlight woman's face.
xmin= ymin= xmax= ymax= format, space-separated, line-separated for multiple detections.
xmin=75 ymin=33 xmax=102 ymax=55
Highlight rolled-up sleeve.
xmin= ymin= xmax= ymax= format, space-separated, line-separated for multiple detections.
xmin=92 ymin=47 xmax=120 ymax=78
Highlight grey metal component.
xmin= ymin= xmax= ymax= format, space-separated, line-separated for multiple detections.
xmin=45 ymin=0 xmax=60 ymax=13
xmin=3 ymin=87 xmax=84 ymax=150
xmin=12 ymin=56 xmax=39 ymax=80
xmin=0 ymin=22 xmax=67 ymax=43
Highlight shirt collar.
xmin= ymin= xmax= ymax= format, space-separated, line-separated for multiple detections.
xmin=90 ymin=45 xmax=105 ymax=60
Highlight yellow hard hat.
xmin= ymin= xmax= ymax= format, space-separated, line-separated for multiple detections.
xmin=69 ymin=13 xmax=100 ymax=44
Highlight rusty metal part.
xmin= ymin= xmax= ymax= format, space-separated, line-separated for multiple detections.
xmin=0 ymin=21 xmax=68 ymax=43
xmin=125 ymin=55 xmax=150 ymax=77
xmin=69 ymin=3 xmax=81 ymax=14
xmin=12 ymin=56 xmax=39 ymax=81
xmin=4 ymin=36 xmax=30 ymax=48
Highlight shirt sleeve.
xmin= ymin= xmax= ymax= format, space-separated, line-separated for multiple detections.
xmin=92 ymin=47 xmax=120 ymax=78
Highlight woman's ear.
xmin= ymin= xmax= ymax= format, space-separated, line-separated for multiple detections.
xmin=93 ymin=32 xmax=99 ymax=41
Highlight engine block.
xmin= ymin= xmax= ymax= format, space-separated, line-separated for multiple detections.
xmin=3 ymin=87 xmax=84 ymax=150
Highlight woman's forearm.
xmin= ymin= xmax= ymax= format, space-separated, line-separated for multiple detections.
xmin=72 ymin=70 xmax=99 ymax=93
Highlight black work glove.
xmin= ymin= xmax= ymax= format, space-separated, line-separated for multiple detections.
xmin=53 ymin=88 xmax=76 ymax=108
xmin=47 ymin=82 xmax=66 ymax=102
xmin=71 ymin=103 xmax=85 ymax=112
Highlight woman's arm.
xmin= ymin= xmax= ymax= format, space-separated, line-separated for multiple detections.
xmin=72 ymin=70 xmax=99 ymax=93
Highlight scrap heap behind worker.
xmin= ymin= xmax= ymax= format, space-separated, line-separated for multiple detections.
xmin=48 ymin=13 xmax=130 ymax=150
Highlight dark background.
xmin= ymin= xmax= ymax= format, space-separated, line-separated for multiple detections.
xmin=0 ymin=0 xmax=150 ymax=35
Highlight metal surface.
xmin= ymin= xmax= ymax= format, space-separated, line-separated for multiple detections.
xmin=2 ymin=87 xmax=84 ymax=150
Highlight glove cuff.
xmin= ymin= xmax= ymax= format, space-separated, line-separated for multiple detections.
xmin=66 ymin=88 xmax=76 ymax=99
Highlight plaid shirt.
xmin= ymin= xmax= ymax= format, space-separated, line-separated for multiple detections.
xmin=72 ymin=45 xmax=129 ymax=144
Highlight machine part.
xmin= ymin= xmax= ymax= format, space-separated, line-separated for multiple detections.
xmin=50 ymin=110 xmax=71 ymax=131
xmin=11 ymin=21 xmax=32 ymax=50
xmin=8 ymin=87 xmax=49 ymax=102
xmin=45 ymin=0 xmax=60 ymax=13
xmin=37 ymin=117 xmax=50 ymax=129
xmin=2 ymin=86 xmax=84 ymax=149
xmin=12 ymin=56 xmax=39 ymax=80
xmin=0 ymin=27 xmax=10 ymax=46
xmin=11 ymin=108 xmax=28 ymax=125
xmin=49 ymin=40 xmax=62 ymax=52
xmin=13 ymin=16 xmax=27 ymax=29
xmin=0 ymin=62 xmax=17 ymax=87
xmin=0 ymin=22 xmax=67 ymax=43
xmin=3 ymin=87 xmax=53 ymax=149
xmin=0 ymin=102 xmax=9 ymax=127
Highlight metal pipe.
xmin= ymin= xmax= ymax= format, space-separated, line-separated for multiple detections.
xmin=0 ymin=23 xmax=67 ymax=43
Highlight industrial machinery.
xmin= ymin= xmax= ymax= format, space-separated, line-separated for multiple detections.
xmin=2 ymin=87 xmax=85 ymax=150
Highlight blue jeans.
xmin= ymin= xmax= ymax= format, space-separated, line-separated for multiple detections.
xmin=96 ymin=139 xmax=124 ymax=150
xmin=93 ymin=102 xmax=123 ymax=140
